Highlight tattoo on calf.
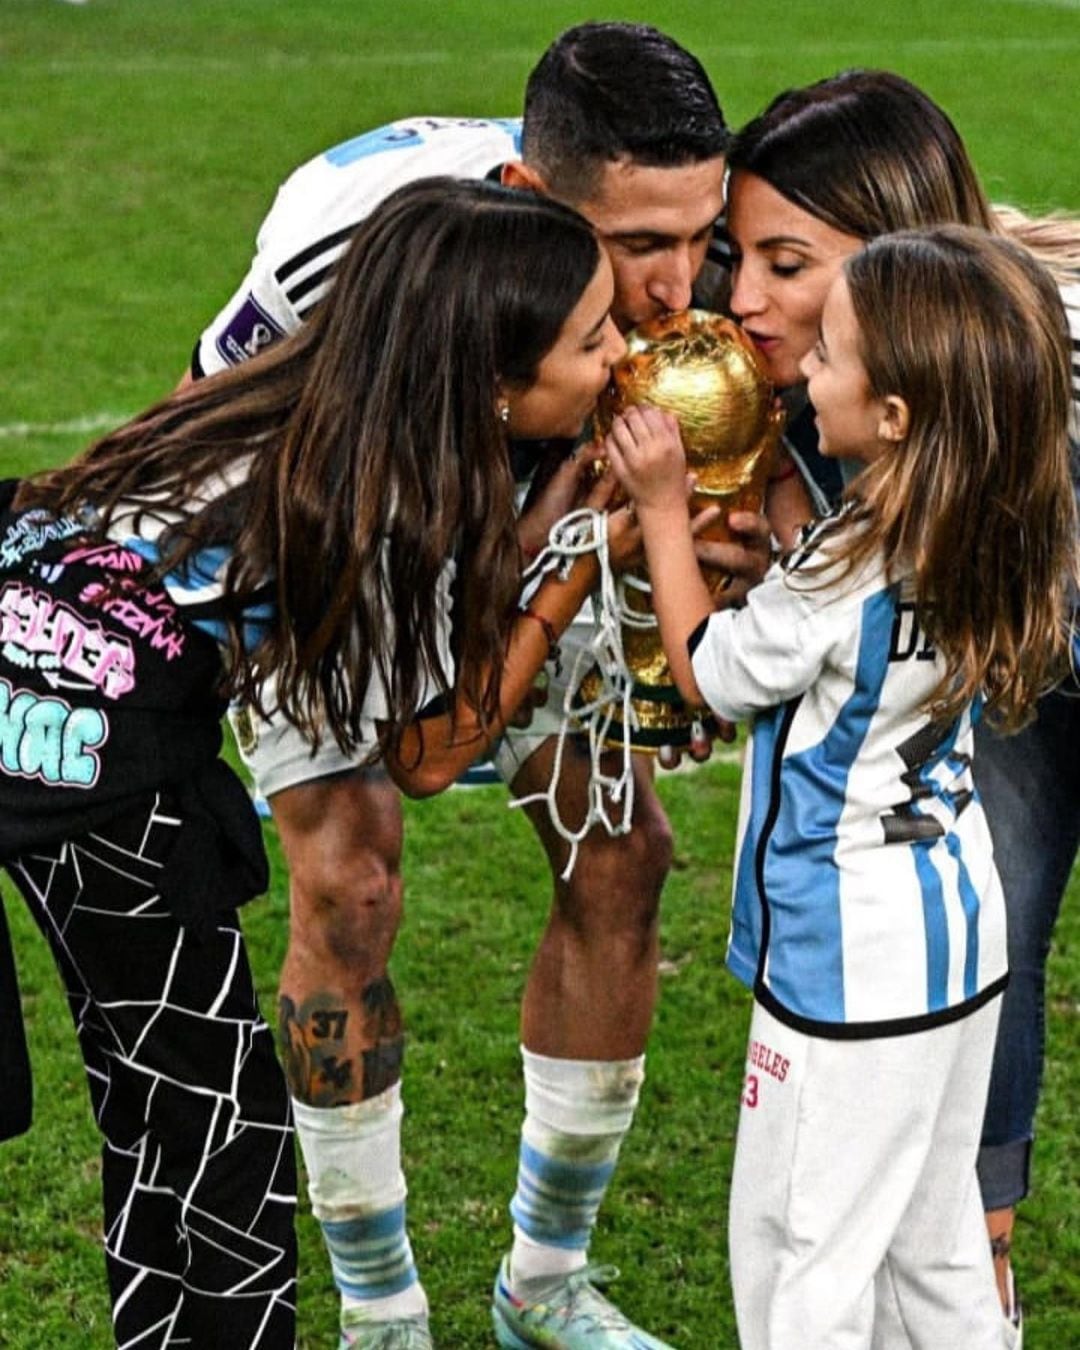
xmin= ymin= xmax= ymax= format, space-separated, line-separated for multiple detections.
xmin=360 ymin=977 xmax=405 ymax=1098
xmin=278 ymin=992 xmax=354 ymax=1106
xmin=277 ymin=978 xmax=405 ymax=1106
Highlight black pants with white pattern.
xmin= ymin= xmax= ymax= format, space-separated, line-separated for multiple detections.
xmin=6 ymin=795 xmax=296 ymax=1349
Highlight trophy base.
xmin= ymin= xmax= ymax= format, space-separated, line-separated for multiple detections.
xmin=574 ymin=667 xmax=716 ymax=754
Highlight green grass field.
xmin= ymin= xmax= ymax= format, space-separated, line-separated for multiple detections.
xmin=1 ymin=1 xmax=1078 ymax=1346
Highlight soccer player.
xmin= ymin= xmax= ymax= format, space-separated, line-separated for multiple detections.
xmin=187 ymin=23 xmax=764 ymax=1350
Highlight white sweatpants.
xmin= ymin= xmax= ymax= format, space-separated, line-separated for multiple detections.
xmin=729 ymin=997 xmax=1007 ymax=1350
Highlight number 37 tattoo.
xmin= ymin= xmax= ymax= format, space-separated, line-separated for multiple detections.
xmin=278 ymin=993 xmax=354 ymax=1105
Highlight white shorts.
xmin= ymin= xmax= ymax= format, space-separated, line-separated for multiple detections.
xmin=230 ymin=617 xmax=597 ymax=799
xmin=491 ymin=616 xmax=595 ymax=785
xmin=228 ymin=700 xmax=381 ymax=799
xmin=729 ymin=996 xmax=1004 ymax=1350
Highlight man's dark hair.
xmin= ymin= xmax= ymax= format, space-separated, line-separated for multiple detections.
xmin=522 ymin=22 xmax=729 ymax=202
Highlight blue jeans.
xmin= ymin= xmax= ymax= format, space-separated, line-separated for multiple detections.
xmin=973 ymin=686 xmax=1080 ymax=1209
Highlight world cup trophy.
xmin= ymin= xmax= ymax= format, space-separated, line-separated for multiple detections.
xmin=576 ymin=309 xmax=784 ymax=752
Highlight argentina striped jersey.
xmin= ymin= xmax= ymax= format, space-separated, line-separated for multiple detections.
xmin=193 ymin=117 xmax=522 ymax=377
xmin=689 ymin=513 xmax=1007 ymax=1037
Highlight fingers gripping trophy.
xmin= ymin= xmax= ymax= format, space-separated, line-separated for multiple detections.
xmin=579 ymin=309 xmax=784 ymax=752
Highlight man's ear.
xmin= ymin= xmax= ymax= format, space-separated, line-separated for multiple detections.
xmin=877 ymin=394 xmax=910 ymax=444
xmin=501 ymin=161 xmax=549 ymax=195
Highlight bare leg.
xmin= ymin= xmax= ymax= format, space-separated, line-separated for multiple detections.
xmin=513 ymin=741 xmax=673 ymax=1060
xmin=495 ymin=738 xmax=675 ymax=1347
xmin=270 ymin=768 xmax=429 ymax=1338
xmin=272 ymin=767 xmax=405 ymax=1105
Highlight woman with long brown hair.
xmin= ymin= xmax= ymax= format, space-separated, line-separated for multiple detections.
xmin=0 ymin=175 xmax=631 ymax=1349
xmin=722 ymin=70 xmax=1080 ymax=1339
xmin=607 ymin=225 xmax=1076 ymax=1350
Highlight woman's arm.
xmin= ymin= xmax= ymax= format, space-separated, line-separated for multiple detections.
xmin=516 ymin=448 xmax=596 ymax=562
xmin=381 ymin=501 xmax=639 ymax=798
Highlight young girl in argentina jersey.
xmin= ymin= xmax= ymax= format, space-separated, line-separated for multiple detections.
xmin=0 ymin=178 xmax=631 ymax=1350
xmin=604 ymin=226 xmax=1076 ymax=1350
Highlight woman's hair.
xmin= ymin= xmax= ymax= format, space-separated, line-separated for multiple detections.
xmin=19 ymin=177 xmax=601 ymax=755
xmin=991 ymin=203 xmax=1080 ymax=284
xmin=837 ymin=226 xmax=1076 ymax=730
xmin=729 ymin=69 xmax=1080 ymax=282
xmin=731 ymin=71 xmax=1078 ymax=726
xmin=728 ymin=69 xmax=997 ymax=238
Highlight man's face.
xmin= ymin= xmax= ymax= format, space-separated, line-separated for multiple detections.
xmin=572 ymin=156 xmax=727 ymax=333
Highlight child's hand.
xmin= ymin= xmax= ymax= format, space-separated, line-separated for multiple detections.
xmin=582 ymin=471 xmax=644 ymax=572
xmin=604 ymin=406 xmax=687 ymax=514
xmin=577 ymin=469 xmax=645 ymax=569
xmin=605 ymin=502 xmax=645 ymax=572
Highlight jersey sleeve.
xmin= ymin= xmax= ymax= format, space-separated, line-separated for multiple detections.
xmin=689 ymin=563 xmax=839 ymax=721
xmin=190 ymin=118 xmax=522 ymax=381
xmin=191 ymin=268 xmax=297 ymax=379
xmin=191 ymin=179 xmax=306 ymax=378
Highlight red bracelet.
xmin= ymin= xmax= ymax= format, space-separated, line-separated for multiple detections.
xmin=769 ymin=460 xmax=799 ymax=484
xmin=519 ymin=605 xmax=561 ymax=673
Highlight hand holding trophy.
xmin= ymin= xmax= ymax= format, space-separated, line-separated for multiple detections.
xmin=578 ymin=309 xmax=784 ymax=754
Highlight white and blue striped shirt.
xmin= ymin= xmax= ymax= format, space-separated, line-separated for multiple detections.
xmin=194 ymin=117 xmax=522 ymax=377
xmin=690 ymin=513 xmax=1007 ymax=1037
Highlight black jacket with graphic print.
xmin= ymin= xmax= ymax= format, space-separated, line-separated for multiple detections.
xmin=0 ymin=484 xmax=267 ymax=927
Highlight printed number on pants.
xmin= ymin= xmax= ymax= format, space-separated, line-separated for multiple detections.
xmin=741 ymin=1074 xmax=759 ymax=1109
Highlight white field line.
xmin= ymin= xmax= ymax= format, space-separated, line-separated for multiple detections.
xmin=0 ymin=412 xmax=130 ymax=440
xmin=8 ymin=36 xmax=1078 ymax=77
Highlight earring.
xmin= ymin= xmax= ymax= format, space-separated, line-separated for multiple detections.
xmin=498 ymin=403 xmax=510 ymax=427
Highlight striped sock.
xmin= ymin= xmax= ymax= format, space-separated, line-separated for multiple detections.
xmin=508 ymin=1048 xmax=645 ymax=1289
xmin=292 ymin=1085 xmax=427 ymax=1324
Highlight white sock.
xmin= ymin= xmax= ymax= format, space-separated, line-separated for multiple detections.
xmin=508 ymin=1048 xmax=644 ymax=1290
xmin=292 ymin=1085 xmax=428 ymax=1323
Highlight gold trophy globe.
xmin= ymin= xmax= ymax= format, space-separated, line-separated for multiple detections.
xmin=578 ymin=309 xmax=783 ymax=751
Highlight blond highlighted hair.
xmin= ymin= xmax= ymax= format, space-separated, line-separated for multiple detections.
xmin=993 ymin=203 xmax=1080 ymax=285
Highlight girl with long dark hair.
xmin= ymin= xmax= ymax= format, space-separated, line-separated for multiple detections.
xmin=0 ymin=176 xmax=630 ymax=1349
